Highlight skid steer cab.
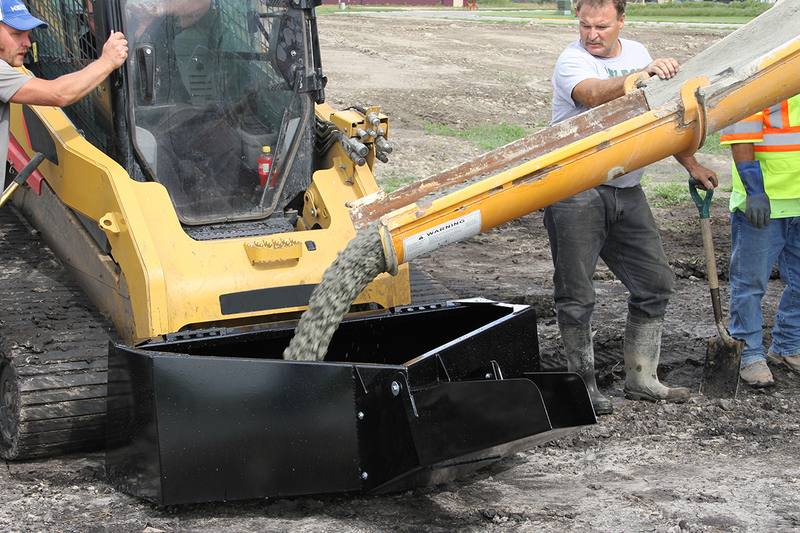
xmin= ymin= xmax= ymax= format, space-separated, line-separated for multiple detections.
xmin=28 ymin=0 xmax=328 ymax=229
xmin=117 ymin=0 xmax=325 ymax=226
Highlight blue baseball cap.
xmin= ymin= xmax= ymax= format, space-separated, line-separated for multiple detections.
xmin=0 ymin=0 xmax=48 ymax=31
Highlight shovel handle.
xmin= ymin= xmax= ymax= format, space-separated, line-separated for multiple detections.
xmin=702 ymin=219 xmax=734 ymax=340
xmin=699 ymin=218 xmax=719 ymax=291
xmin=700 ymin=218 xmax=731 ymax=340
xmin=0 ymin=152 xmax=45 ymax=209
xmin=691 ymin=179 xmax=735 ymax=341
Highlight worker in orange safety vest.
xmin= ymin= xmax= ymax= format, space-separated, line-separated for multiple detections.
xmin=720 ymin=94 xmax=800 ymax=388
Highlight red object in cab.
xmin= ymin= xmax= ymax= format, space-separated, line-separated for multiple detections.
xmin=258 ymin=146 xmax=274 ymax=187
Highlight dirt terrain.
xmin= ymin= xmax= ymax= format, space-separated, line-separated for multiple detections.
xmin=2 ymin=12 xmax=800 ymax=533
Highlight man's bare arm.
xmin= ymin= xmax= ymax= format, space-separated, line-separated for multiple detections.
xmin=675 ymin=153 xmax=718 ymax=190
xmin=11 ymin=32 xmax=128 ymax=108
xmin=571 ymin=57 xmax=680 ymax=109
xmin=731 ymin=142 xmax=756 ymax=164
xmin=572 ymin=76 xmax=628 ymax=108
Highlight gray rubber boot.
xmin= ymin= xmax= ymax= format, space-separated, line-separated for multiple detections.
xmin=623 ymin=314 xmax=690 ymax=403
xmin=560 ymin=323 xmax=613 ymax=415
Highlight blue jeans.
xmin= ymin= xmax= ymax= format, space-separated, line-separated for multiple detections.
xmin=730 ymin=210 xmax=800 ymax=367
xmin=543 ymin=185 xmax=674 ymax=326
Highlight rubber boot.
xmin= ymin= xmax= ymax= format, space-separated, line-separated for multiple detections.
xmin=623 ymin=314 xmax=690 ymax=403
xmin=560 ymin=323 xmax=614 ymax=415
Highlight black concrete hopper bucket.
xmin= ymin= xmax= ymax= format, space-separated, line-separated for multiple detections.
xmin=106 ymin=299 xmax=596 ymax=505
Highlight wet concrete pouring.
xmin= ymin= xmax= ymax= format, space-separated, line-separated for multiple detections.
xmin=0 ymin=13 xmax=798 ymax=533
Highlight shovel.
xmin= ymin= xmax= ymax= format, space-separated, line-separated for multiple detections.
xmin=0 ymin=152 xmax=45 ymax=209
xmin=689 ymin=178 xmax=745 ymax=398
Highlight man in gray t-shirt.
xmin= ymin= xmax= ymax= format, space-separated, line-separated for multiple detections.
xmin=0 ymin=59 xmax=32 ymax=171
xmin=0 ymin=0 xmax=128 ymax=173
xmin=544 ymin=0 xmax=717 ymax=415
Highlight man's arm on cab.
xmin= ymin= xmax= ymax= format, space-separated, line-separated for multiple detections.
xmin=11 ymin=32 xmax=127 ymax=108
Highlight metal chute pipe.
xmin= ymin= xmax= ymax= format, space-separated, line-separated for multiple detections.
xmin=376 ymin=94 xmax=698 ymax=272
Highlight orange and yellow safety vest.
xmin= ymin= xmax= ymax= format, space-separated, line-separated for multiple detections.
xmin=720 ymin=94 xmax=800 ymax=215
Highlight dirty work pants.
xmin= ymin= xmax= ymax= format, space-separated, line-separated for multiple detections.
xmin=730 ymin=210 xmax=800 ymax=367
xmin=543 ymin=184 xmax=674 ymax=326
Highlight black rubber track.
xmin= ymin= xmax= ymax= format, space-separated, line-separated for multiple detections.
xmin=0 ymin=207 xmax=118 ymax=460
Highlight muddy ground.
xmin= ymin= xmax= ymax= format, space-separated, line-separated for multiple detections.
xmin=2 ymin=12 xmax=800 ymax=533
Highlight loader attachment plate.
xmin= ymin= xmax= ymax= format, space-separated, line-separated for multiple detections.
xmin=107 ymin=300 xmax=595 ymax=505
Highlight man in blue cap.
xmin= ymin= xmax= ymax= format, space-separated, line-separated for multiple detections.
xmin=0 ymin=0 xmax=128 ymax=166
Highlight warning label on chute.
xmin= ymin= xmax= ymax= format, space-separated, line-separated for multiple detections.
xmin=402 ymin=211 xmax=482 ymax=263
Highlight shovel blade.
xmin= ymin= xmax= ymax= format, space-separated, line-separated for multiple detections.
xmin=700 ymin=336 xmax=745 ymax=399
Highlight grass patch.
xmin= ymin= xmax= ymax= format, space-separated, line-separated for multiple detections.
xmin=626 ymin=1 xmax=770 ymax=21
xmin=425 ymin=121 xmax=530 ymax=151
xmin=697 ymin=130 xmax=729 ymax=156
xmin=646 ymin=171 xmax=703 ymax=207
xmin=646 ymin=172 xmax=729 ymax=208
xmin=648 ymin=180 xmax=691 ymax=207
xmin=318 ymin=1 xmax=770 ymax=24
xmin=378 ymin=172 xmax=419 ymax=193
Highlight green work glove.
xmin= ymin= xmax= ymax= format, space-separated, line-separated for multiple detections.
xmin=736 ymin=160 xmax=770 ymax=229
